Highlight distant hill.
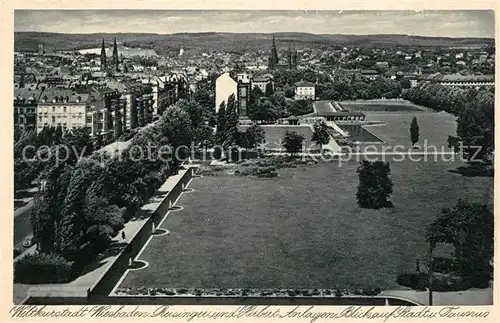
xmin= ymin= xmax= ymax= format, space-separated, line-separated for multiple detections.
xmin=14 ymin=31 xmax=494 ymax=55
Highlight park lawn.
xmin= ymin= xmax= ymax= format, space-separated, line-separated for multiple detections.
xmin=119 ymin=157 xmax=491 ymax=291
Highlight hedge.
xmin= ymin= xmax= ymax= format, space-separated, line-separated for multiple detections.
xmin=397 ymin=271 xmax=473 ymax=292
xmin=14 ymin=252 xmax=74 ymax=284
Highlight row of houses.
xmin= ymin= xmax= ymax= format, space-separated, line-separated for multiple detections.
xmin=14 ymin=74 xmax=190 ymax=139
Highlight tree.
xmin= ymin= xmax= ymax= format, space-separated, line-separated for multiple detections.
xmin=215 ymin=101 xmax=227 ymax=146
xmin=178 ymin=99 xmax=204 ymax=129
xmin=282 ymin=131 xmax=304 ymax=156
xmin=14 ymin=129 xmax=38 ymax=159
xmin=356 ymin=160 xmax=393 ymax=209
xmin=287 ymin=99 xmax=313 ymax=116
xmin=250 ymin=86 xmax=264 ymax=106
xmin=456 ymin=90 xmax=494 ymax=162
xmin=410 ymin=116 xmax=420 ymax=146
xmin=447 ymin=136 xmax=461 ymax=153
xmin=31 ymin=160 xmax=71 ymax=253
xmin=400 ymin=78 xmax=412 ymax=89
xmin=193 ymin=79 xmax=215 ymax=113
xmin=265 ymin=82 xmax=274 ymax=97
xmin=195 ymin=125 xmax=215 ymax=148
xmin=283 ymin=83 xmax=295 ymax=98
xmin=245 ymin=124 xmax=265 ymax=149
xmin=158 ymin=104 xmax=194 ymax=162
xmin=223 ymin=94 xmax=239 ymax=149
xmin=60 ymin=129 xmax=93 ymax=166
xmin=54 ymin=125 xmax=63 ymax=144
xmin=312 ymin=121 xmax=330 ymax=148
xmin=426 ymin=199 xmax=493 ymax=287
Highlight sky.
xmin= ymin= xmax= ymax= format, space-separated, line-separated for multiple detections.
xmin=14 ymin=10 xmax=495 ymax=38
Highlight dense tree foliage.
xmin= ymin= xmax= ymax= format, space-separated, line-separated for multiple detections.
xmin=356 ymin=160 xmax=393 ymax=209
xmin=426 ymin=199 xmax=493 ymax=287
xmin=245 ymin=124 xmax=266 ymax=149
xmin=312 ymin=121 xmax=331 ymax=147
xmin=410 ymin=117 xmax=419 ymax=146
xmin=404 ymin=83 xmax=494 ymax=162
xmin=215 ymin=94 xmax=239 ymax=149
xmin=29 ymin=103 xmax=193 ymax=274
xmin=282 ymin=131 xmax=304 ymax=156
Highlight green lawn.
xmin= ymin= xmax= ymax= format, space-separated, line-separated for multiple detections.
xmin=119 ymin=157 xmax=491 ymax=290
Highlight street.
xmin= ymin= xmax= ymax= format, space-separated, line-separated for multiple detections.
xmin=14 ymin=200 xmax=34 ymax=251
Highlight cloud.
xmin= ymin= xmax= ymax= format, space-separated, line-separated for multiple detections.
xmin=14 ymin=10 xmax=494 ymax=38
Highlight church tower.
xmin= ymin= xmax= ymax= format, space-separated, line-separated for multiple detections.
xmin=287 ymin=43 xmax=292 ymax=70
xmin=100 ymin=38 xmax=107 ymax=71
xmin=268 ymin=35 xmax=279 ymax=70
xmin=292 ymin=47 xmax=298 ymax=70
xmin=112 ymin=38 xmax=119 ymax=72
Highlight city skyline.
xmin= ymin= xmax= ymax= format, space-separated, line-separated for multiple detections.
xmin=15 ymin=10 xmax=495 ymax=38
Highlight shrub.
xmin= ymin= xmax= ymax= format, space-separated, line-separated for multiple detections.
xmin=432 ymin=274 xmax=472 ymax=291
xmin=14 ymin=252 xmax=74 ymax=284
xmin=238 ymin=166 xmax=278 ymax=178
xmin=397 ymin=271 xmax=473 ymax=292
xmin=432 ymin=257 xmax=456 ymax=274
xmin=396 ymin=272 xmax=428 ymax=291
xmin=213 ymin=147 xmax=222 ymax=159
xmin=363 ymin=287 xmax=382 ymax=296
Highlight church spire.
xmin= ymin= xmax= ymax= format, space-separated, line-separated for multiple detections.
xmin=292 ymin=46 xmax=298 ymax=70
xmin=100 ymin=38 xmax=107 ymax=71
xmin=268 ymin=35 xmax=279 ymax=70
xmin=112 ymin=38 xmax=119 ymax=72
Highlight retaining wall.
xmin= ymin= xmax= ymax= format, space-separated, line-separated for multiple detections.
xmin=24 ymin=295 xmax=420 ymax=306
xmin=23 ymin=166 xmax=198 ymax=304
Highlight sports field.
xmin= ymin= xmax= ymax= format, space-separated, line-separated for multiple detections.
xmin=339 ymin=111 xmax=457 ymax=151
xmin=117 ymin=157 xmax=491 ymax=291
xmin=363 ymin=111 xmax=457 ymax=148
xmin=238 ymin=125 xmax=319 ymax=150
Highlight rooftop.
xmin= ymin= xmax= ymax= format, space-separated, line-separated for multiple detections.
xmin=295 ymin=80 xmax=315 ymax=87
xmin=439 ymin=74 xmax=494 ymax=82
xmin=14 ymin=88 xmax=44 ymax=102
xmin=315 ymin=111 xmax=366 ymax=117
xmin=39 ymin=86 xmax=98 ymax=103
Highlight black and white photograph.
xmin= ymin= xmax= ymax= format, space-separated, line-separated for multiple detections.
xmin=11 ymin=8 xmax=494 ymax=309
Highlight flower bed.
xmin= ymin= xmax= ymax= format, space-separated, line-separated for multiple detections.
xmin=113 ymin=287 xmax=382 ymax=298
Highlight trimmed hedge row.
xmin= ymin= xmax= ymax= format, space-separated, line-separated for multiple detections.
xmin=236 ymin=166 xmax=278 ymax=178
xmin=396 ymin=271 xmax=473 ymax=292
xmin=14 ymin=252 xmax=74 ymax=284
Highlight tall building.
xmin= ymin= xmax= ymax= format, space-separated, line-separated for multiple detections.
xmin=215 ymin=72 xmax=237 ymax=114
xmin=14 ymin=86 xmax=43 ymax=131
xmin=36 ymin=86 xmax=121 ymax=140
xmin=100 ymin=38 xmax=107 ymax=72
xmin=215 ymin=72 xmax=250 ymax=118
xmin=268 ymin=35 xmax=279 ymax=70
xmin=287 ymin=43 xmax=293 ymax=70
xmin=112 ymin=38 xmax=119 ymax=72
xmin=294 ymin=80 xmax=316 ymax=100
xmin=291 ymin=47 xmax=298 ymax=69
